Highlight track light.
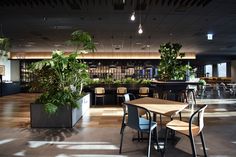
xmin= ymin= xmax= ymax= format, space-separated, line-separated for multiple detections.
xmin=130 ymin=11 xmax=135 ymax=21
xmin=138 ymin=24 xmax=143 ymax=34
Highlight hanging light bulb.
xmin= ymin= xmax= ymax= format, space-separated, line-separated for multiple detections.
xmin=138 ymin=24 xmax=143 ymax=34
xmin=130 ymin=11 xmax=135 ymax=21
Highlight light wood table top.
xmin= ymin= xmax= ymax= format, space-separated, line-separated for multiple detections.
xmin=127 ymin=97 xmax=188 ymax=117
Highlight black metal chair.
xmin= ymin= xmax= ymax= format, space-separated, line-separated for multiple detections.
xmin=120 ymin=93 xmax=136 ymax=134
xmin=120 ymin=102 xmax=164 ymax=157
xmin=164 ymin=104 xmax=208 ymax=157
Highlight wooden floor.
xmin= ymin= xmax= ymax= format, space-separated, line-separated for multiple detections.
xmin=0 ymin=93 xmax=236 ymax=157
xmin=1 ymin=93 xmax=236 ymax=128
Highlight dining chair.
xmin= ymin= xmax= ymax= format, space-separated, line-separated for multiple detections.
xmin=164 ymin=104 xmax=208 ymax=157
xmin=120 ymin=93 xmax=136 ymax=134
xmin=139 ymin=87 xmax=149 ymax=97
xmin=119 ymin=102 xmax=164 ymax=157
xmin=116 ymin=87 xmax=127 ymax=104
xmin=94 ymin=87 xmax=105 ymax=105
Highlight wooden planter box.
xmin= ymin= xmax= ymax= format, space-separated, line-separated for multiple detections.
xmin=30 ymin=93 xmax=90 ymax=128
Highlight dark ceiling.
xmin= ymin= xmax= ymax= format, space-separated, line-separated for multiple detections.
xmin=0 ymin=0 xmax=236 ymax=55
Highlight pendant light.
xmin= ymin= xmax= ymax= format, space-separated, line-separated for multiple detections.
xmin=138 ymin=0 xmax=143 ymax=34
xmin=138 ymin=24 xmax=143 ymax=34
xmin=130 ymin=11 xmax=135 ymax=21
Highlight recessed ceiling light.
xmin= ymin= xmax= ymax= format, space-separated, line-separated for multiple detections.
xmin=207 ymin=33 xmax=213 ymax=40
xmin=53 ymin=26 xmax=73 ymax=30
xmin=27 ymin=42 xmax=35 ymax=45
xmin=54 ymin=44 xmax=61 ymax=47
xmin=25 ymin=44 xmax=33 ymax=47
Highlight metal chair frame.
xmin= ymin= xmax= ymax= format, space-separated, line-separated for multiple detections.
xmin=120 ymin=102 xmax=164 ymax=157
xmin=164 ymin=104 xmax=208 ymax=157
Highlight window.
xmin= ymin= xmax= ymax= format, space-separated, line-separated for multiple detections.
xmin=217 ymin=62 xmax=227 ymax=77
xmin=204 ymin=64 xmax=212 ymax=77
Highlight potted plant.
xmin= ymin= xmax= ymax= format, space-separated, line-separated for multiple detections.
xmin=30 ymin=30 xmax=95 ymax=128
xmin=158 ymin=42 xmax=191 ymax=81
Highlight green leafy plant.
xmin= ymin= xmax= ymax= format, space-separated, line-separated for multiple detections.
xmin=199 ymin=79 xmax=206 ymax=86
xmin=123 ymin=77 xmax=138 ymax=84
xmin=30 ymin=30 xmax=95 ymax=115
xmin=0 ymin=37 xmax=10 ymax=58
xmin=140 ymin=79 xmax=151 ymax=86
xmin=158 ymin=42 xmax=190 ymax=80
xmin=113 ymin=80 xmax=122 ymax=87
xmin=67 ymin=30 xmax=96 ymax=53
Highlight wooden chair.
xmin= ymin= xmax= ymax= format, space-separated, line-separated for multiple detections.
xmin=116 ymin=87 xmax=127 ymax=104
xmin=164 ymin=104 xmax=208 ymax=157
xmin=94 ymin=87 xmax=105 ymax=105
xmin=139 ymin=87 xmax=149 ymax=97
xmin=120 ymin=102 xmax=164 ymax=157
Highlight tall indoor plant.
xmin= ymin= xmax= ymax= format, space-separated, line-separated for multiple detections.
xmin=30 ymin=30 xmax=95 ymax=115
xmin=158 ymin=42 xmax=191 ymax=80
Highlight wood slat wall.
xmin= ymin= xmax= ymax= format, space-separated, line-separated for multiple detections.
xmin=10 ymin=52 xmax=196 ymax=60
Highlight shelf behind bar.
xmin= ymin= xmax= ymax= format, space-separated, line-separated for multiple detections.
xmin=10 ymin=52 xmax=196 ymax=60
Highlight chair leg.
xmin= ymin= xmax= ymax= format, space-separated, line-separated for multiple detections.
xmin=102 ymin=96 xmax=104 ymax=105
xmin=147 ymin=130 xmax=152 ymax=157
xmin=164 ymin=128 xmax=169 ymax=154
xmin=200 ymin=132 xmax=208 ymax=157
xmin=192 ymin=90 xmax=197 ymax=105
xmin=119 ymin=126 xmax=125 ymax=154
xmin=160 ymin=114 xmax=162 ymax=129
xmin=120 ymin=115 xmax=126 ymax=134
xmin=141 ymin=132 xmax=144 ymax=141
xmin=95 ymin=96 xmax=96 ymax=106
xmin=179 ymin=112 xmax=182 ymax=120
xmin=184 ymin=91 xmax=188 ymax=103
xmin=155 ymin=127 xmax=164 ymax=157
xmin=138 ymin=131 xmax=140 ymax=142
xmin=189 ymin=135 xmax=197 ymax=157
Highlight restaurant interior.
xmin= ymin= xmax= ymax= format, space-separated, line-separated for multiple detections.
xmin=0 ymin=0 xmax=236 ymax=157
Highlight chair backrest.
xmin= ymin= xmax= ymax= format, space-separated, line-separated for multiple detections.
xmin=139 ymin=87 xmax=149 ymax=94
xmin=189 ymin=104 xmax=208 ymax=135
xmin=95 ymin=87 xmax=105 ymax=94
xmin=124 ymin=93 xmax=130 ymax=102
xmin=117 ymin=87 xmax=127 ymax=94
xmin=124 ymin=102 xmax=151 ymax=131
xmin=123 ymin=93 xmax=136 ymax=102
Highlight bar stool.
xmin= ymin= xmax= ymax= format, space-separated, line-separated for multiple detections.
xmin=94 ymin=87 xmax=105 ymax=105
xmin=139 ymin=87 xmax=149 ymax=97
xmin=117 ymin=87 xmax=127 ymax=104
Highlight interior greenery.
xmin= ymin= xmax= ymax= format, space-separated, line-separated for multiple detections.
xmin=0 ymin=37 xmax=10 ymax=58
xmin=158 ymin=42 xmax=191 ymax=80
xmin=87 ymin=77 xmax=151 ymax=87
xmin=30 ymin=30 xmax=95 ymax=115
